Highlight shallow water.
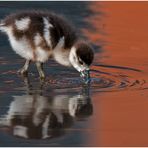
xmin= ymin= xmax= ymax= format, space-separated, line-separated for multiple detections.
xmin=0 ymin=1 xmax=148 ymax=147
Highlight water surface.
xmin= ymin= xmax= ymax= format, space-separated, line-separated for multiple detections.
xmin=1 ymin=1 xmax=148 ymax=147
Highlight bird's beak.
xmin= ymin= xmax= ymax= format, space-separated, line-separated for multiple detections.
xmin=80 ymin=68 xmax=91 ymax=84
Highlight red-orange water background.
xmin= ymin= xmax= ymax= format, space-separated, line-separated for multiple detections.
xmin=83 ymin=2 xmax=148 ymax=146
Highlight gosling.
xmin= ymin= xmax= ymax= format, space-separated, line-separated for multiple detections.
xmin=0 ymin=11 xmax=94 ymax=83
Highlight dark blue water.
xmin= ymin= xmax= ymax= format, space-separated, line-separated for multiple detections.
xmin=0 ymin=2 xmax=95 ymax=147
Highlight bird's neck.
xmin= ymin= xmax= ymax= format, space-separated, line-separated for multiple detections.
xmin=53 ymin=37 xmax=72 ymax=66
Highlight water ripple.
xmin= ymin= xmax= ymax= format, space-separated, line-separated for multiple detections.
xmin=0 ymin=63 xmax=148 ymax=93
xmin=45 ymin=65 xmax=148 ymax=92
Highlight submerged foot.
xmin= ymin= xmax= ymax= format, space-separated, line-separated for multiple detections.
xmin=17 ymin=60 xmax=30 ymax=77
xmin=17 ymin=68 xmax=28 ymax=77
xmin=39 ymin=73 xmax=45 ymax=81
xmin=36 ymin=61 xmax=45 ymax=80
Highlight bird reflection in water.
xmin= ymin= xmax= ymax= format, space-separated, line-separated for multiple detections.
xmin=0 ymin=78 xmax=93 ymax=139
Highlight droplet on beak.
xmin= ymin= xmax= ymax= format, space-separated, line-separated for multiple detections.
xmin=80 ymin=69 xmax=91 ymax=84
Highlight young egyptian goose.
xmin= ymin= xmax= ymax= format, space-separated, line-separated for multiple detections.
xmin=0 ymin=11 xmax=94 ymax=83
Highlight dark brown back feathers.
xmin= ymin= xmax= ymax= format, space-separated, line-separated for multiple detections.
xmin=2 ymin=10 xmax=78 ymax=49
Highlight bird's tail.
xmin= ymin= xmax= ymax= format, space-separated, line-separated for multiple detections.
xmin=0 ymin=117 xmax=9 ymax=127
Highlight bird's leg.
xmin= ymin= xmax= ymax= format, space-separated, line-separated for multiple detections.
xmin=36 ymin=61 xmax=45 ymax=80
xmin=18 ymin=60 xmax=30 ymax=76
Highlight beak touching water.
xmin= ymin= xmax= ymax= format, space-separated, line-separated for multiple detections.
xmin=80 ymin=68 xmax=91 ymax=84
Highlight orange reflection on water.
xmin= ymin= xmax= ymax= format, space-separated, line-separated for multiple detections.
xmin=85 ymin=2 xmax=148 ymax=70
xmin=84 ymin=2 xmax=148 ymax=146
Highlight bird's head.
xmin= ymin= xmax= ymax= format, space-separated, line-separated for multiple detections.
xmin=69 ymin=41 xmax=94 ymax=83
